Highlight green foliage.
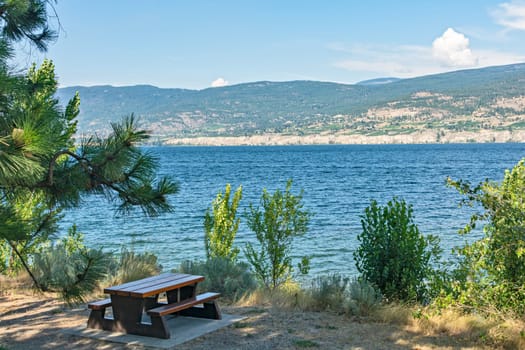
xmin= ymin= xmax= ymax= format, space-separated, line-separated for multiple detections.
xmin=244 ymin=180 xmax=311 ymax=290
xmin=31 ymin=226 xmax=111 ymax=305
xmin=204 ymin=184 xmax=242 ymax=261
xmin=60 ymin=224 xmax=84 ymax=255
xmin=347 ymin=278 xmax=382 ymax=316
xmin=445 ymin=159 xmax=525 ymax=314
xmin=0 ymin=0 xmax=57 ymax=52
xmin=307 ymin=274 xmax=350 ymax=312
xmin=177 ymin=257 xmax=256 ymax=301
xmin=106 ymin=247 xmax=162 ymax=285
xmin=0 ymin=191 xmax=61 ymax=274
xmin=354 ymin=198 xmax=441 ymax=302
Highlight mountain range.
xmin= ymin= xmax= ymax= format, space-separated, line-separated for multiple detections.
xmin=56 ymin=63 xmax=525 ymax=144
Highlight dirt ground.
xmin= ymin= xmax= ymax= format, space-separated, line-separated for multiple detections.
xmin=0 ymin=289 xmax=498 ymax=350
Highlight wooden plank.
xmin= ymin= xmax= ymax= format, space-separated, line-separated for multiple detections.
xmin=88 ymin=298 xmax=112 ymax=310
xmin=104 ymin=272 xmax=174 ymax=294
xmin=147 ymin=292 xmax=220 ymax=317
xmin=130 ymin=275 xmax=205 ymax=298
xmin=122 ymin=274 xmax=201 ymax=297
xmin=104 ymin=273 xmax=192 ymax=296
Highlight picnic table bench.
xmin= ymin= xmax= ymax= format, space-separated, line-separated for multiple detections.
xmin=87 ymin=273 xmax=221 ymax=339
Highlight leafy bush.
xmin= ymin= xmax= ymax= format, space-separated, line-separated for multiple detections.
xmin=307 ymin=274 xmax=350 ymax=312
xmin=445 ymin=159 xmax=525 ymax=314
xmin=347 ymin=278 xmax=382 ymax=316
xmin=177 ymin=257 xmax=257 ymax=301
xmin=244 ymin=180 xmax=311 ymax=290
xmin=204 ymin=184 xmax=242 ymax=261
xmin=354 ymin=198 xmax=441 ymax=302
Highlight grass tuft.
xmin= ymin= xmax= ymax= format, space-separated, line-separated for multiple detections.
xmin=293 ymin=339 xmax=320 ymax=348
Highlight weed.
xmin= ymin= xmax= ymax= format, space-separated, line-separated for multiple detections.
xmin=294 ymin=339 xmax=319 ymax=348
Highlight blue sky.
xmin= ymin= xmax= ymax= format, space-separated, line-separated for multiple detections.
xmin=15 ymin=0 xmax=525 ymax=89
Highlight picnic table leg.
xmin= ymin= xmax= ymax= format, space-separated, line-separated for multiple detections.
xmin=87 ymin=308 xmax=105 ymax=329
xmin=110 ymin=295 xmax=146 ymax=333
xmin=148 ymin=315 xmax=171 ymax=339
xmin=109 ymin=295 xmax=170 ymax=338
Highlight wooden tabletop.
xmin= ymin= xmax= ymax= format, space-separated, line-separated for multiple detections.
xmin=104 ymin=273 xmax=204 ymax=298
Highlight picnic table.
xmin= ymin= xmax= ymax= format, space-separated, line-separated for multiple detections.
xmin=87 ymin=273 xmax=221 ymax=339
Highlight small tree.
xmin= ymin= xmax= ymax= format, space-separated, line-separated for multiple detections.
xmin=244 ymin=180 xmax=310 ymax=290
xmin=354 ymin=198 xmax=440 ymax=302
xmin=204 ymin=184 xmax=242 ymax=261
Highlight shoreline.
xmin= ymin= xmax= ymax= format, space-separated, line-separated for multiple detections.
xmin=162 ymin=130 xmax=525 ymax=146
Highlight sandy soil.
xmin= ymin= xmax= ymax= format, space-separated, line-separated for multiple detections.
xmin=0 ymin=290 xmax=495 ymax=350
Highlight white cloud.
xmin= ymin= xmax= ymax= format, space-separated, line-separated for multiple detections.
xmin=332 ymin=44 xmax=442 ymax=78
xmin=332 ymin=35 xmax=524 ymax=81
xmin=211 ymin=77 xmax=229 ymax=87
xmin=432 ymin=28 xmax=478 ymax=67
xmin=492 ymin=1 xmax=525 ymax=30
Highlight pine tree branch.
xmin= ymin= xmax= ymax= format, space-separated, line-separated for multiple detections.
xmin=46 ymin=149 xmax=90 ymax=186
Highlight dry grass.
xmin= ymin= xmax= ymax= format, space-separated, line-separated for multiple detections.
xmin=371 ymin=304 xmax=525 ymax=349
xmin=237 ymin=286 xmax=525 ymax=349
xmin=236 ymin=282 xmax=307 ymax=309
xmin=372 ymin=304 xmax=414 ymax=325
xmin=0 ymin=273 xmax=34 ymax=296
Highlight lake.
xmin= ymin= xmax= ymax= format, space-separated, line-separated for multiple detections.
xmin=60 ymin=143 xmax=525 ymax=277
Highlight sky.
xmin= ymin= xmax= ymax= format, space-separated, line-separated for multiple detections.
xmin=14 ymin=0 xmax=525 ymax=90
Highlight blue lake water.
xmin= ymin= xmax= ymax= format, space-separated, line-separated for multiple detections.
xmin=59 ymin=143 xmax=525 ymax=277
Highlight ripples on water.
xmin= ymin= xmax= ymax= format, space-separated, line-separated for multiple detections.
xmin=60 ymin=143 xmax=525 ymax=276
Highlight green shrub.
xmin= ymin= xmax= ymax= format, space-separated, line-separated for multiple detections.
xmin=445 ymin=159 xmax=525 ymax=315
xmin=204 ymin=184 xmax=242 ymax=261
xmin=347 ymin=278 xmax=382 ymax=316
xmin=177 ymin=257 xmax=257 ymax=301
xmin=244 ymin=179 xmax=311 ymax=290
xmin=307 ymin=274 xmax=350 ymax=312
xmin=354 ymin=198 xmax=441 ymax=302
xmin=31 ymin=228 xmax=111 ymax=304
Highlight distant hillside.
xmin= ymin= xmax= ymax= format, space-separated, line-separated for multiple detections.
xmin=57 ymin=63 xmax=525 ymax=144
